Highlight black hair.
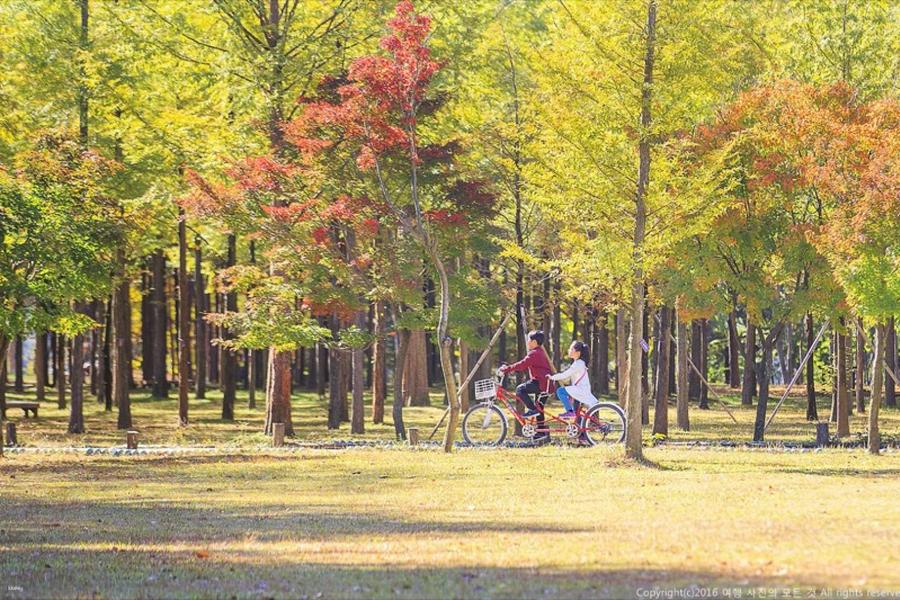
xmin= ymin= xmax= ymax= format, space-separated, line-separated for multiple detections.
xmin=571 ymin=340 xmax=589 ymax=364
xmin=527 ymin=330 xmax=545 ymax=346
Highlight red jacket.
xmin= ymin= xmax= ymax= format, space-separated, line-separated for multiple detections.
xmin=506 ymin=348 xmax=555 ymax=391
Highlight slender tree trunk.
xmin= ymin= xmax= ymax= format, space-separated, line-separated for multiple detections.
xmin=141 ymin=268 xmax=153 ymax=386
xmin=886 ymin=317 xmax=896 ymax=408
xmin=727 ymin=310 xmax=740 ymax=388
xmin=392 ymin=309 xmax=411 ymax=440
xmin=616 ymin=307 xmax=627 ymax=399
xmin=351 ymin=310 xmax=366 ymax=434
xmin=151 ymin=249 xmax=168 ymax=398
xmin=741 ymin=317 xmax=756 ymax=406
xmin=624 ymin=0 xmax=656 ymax=461
xmin=676 ymin=312 xmax=690 ymax=431
xmin=836 ymin=324 xmax=850 ymax=437
xmin=597 ymin=309 xmax=610 ymax=395
xmin=102 ymin=298 xmax=112 ymax=410
xmin=855 ymin=317 xmax=866 ymax=413
xmin=459 ymin=339 xmax=470 ymax=413
xmin=805 ymin=312 xmax=817 ymax=420
xmin=689 ymin=320 xmax=701 ymax=401
xmin=403 ymin=329 xmax=430 ymax=406
xmin=68 ymin=304 xmax=87 ymax=433
xmin=0 ymin=335 xmax=8 ymax=419
xmin=56 ymin=334 xmax=66 ymax=409
xmin=113 ymin=248 xmax=131 ymax=429
xmin=221 ymin=234 xmax=236 ymax=421
xmin=176 ymin=210 xmax=191 ymax=425
xmin=264 ymin=349 xmax=294 ymax=436
xmin=34 ymin=331 xmax=46 ymax=402
xmin=328 ymin=316 xmax=342 ymax=429
xmin=13 ymin=336 xmax=23 ymax=392
xmin=868 ymin=323 xmax=885 ymax=454
xmin=652 ymin=305 xmax=671 ymax=436
xmin=194 ymin=237 xmax=206 ymax=399
xmin=372 ymin=301 xmax=386 ymax=423
xmin=752 ymin=328 xmax=773 ymax=442
xmin=698 ymin=319 xmax=710 ymax=409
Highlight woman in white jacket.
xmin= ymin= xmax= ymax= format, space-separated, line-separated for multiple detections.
xmin=548 ymin=341 xmax=599 ymax=418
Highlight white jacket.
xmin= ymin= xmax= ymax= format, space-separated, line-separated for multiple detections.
xmin=549 ymin=358 xmax=598 ymax=407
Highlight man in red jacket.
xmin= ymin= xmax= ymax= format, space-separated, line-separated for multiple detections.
xmin=500 ymin=330 xmax=555 ymax=441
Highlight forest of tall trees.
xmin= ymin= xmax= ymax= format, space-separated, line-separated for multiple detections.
xmin=1 ymin=0 xmax=898 ymax=459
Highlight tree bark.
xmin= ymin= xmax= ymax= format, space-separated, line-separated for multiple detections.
xmin=689 ymin=320 xmax=701 ymax=401
xmin=113 ymin=248 xmax=131 ymax=429
xmin=13 ymin=336 xmax=23 ymax=392
xmin=351 ymin=311 xmax=366 ymax=434
xmin=328 ymin=315 xmax=342 ymax=429
xmin=624 ymin=0 xmax=656 ymax=461
xmin=616 ymin=308 xmax=627 ymax=399
xmin=676 ymin=312 xmax=690 ymax=431
xmin=0 ymin=336 xmax=8 ymax=420
xmin=178 ymin=209 xmax=191 ymax=426
xmin=886 ymin=317 xmax=896 ymax=408
xmin=836 ymin=324 xmax=850 ymax=437
xmin=68 ymin=303 xmax=87 ymax=434
xmin=752 ymin=328 xmax=773 ymax=442
xmin=698 ymin=319 xmax=710 ymax=409
xmin=597 ymin=309 xmax=610 ymax=395
xmin=264 ymin=349 xmax=294 ymax=436
xmin=56 ymin=334 xmax=66 ymax=409
xmin=220 ymin=233 xmax=237 ymax=421
xmin=33 ymin=332 xmax=46 ymax=402
xmin=102 ymin=298 xmax=112 ymax=410
xmin=403 ymin=329 xmax=430 ymax=406
xmin=392 ymin=312 xmax=411 ymax=440
xmin=141 ymin=268 xmax=153 ymax=386
xmin=741 ymin=317 xmax=756 ymax=406
xmin=868 ymin=323 xmax=885 ymax=454
xmin=727 ymin=310 xmax=741 ymax=388
xmin=372 ymin=301 xmax=386 ymax=423
xmin=855 ymin=317 xmax=866 ymax=412
xmin=194 ymin=237 xmax=206 ymax=399
xmin=652 ymin=305 xmax=671 ymax=436
xmin=805 ymin=312 xmax=817 ymax=420
xmin=150 ymin=249 xmax=168 ymax=398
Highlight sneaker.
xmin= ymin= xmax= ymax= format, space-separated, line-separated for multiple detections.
xmin=532 ymin=433 xmax=551 ymax=445
xmin=559 ymin=410 xmax=576 ymax=419
xmin=522 ymin=409 xmax=540 ymax=418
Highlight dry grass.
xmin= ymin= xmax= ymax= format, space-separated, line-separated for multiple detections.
xmin=2 ymin=448 xmax=899 ymax=598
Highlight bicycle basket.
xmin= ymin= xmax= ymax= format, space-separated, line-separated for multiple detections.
xmin=473 ymin=378 xmax=497 ymax=400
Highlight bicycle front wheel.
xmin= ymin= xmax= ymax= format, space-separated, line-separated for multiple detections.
xmin=581 ymin=403 xmax=626 ymax=446
xmin=462 ymin=402 xmax=508 ymax=446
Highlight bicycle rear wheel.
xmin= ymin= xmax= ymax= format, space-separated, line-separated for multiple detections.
xmin=462 ymin=402 xmax=508 ymax=446
xmin=581 ymin=403 xmax=626 ymax=446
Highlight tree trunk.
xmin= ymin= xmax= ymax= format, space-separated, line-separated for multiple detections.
xmin=855 ymin=317 xmax=866 ymax=413
xmin=141 ymin=268 xmax=153 ymax=386
xmin=886 ymin=317 xmax=896 ymax=408
xmin=624 ymin=0 xmax=656 ymax=461
xmin=652 ymin=305 xmax=671 ymax=436
xmin=351 ymin=311 xmax=366 ymax=434
xmin=177 ymin=209 xmax=191 ymax=425
xmin=805 ymin=312 xmax=817 ymax=420
xmin=372 ymin=301 xmax=386 ymax=424
xmin=56 ymin=334 xmax=66 ymax=409
xmin=836 ymin=325 xmax=850 ymax=437
xmin=727 ymin=310 xmax=740 ymax=388
xmin=596 ymin=309 xmax=610 ymax=395
xmin=0 ymin=336 xmax=8 ymax=419
xmin=551 ymin=281 xmax=562 ymax=368
xmin=68 ymin=304 xmax=87 ymax=434
xmin=459 ymin=339 xmax=470 ymax=413
xmin=113 ymin=249 xmax=131 ymax=429
xmin=328 ymin=316 xmax=342 ymax=429
xmin=616 ymin=307 xmax=627 ymax=399
xmin=13 ymin=335 xmax=24 ymax=392
xmin=689 ymin=320 xmax=701 ymax=401
xmin=392 ymin=310 xmax=411 ymax=440
xmin=194 ymin=237 xmax=206 ymax=400
xmin=752 ymin=328 xmax=773 ymax=442
xmin=676 ymin=312 xmax=690 ymax=431
xmin=868 ymin=323 xmax=885 ymax=454
xmin=403 ymin=329 xmax=430 ymax=406
xmin=221 ymin=233 xmax=237 ymax=421
xmin=150 ymin=249 xmax=168 ymax=398
xmin=264 ymin=349 xmax=294 ymax=436
xmin=102 ymin=298 xmax=112 ymax=410
xmin=741 ymin=317 xmax=756 ymax=406
xmin=698 ymin=319 xmax=709 ymax=409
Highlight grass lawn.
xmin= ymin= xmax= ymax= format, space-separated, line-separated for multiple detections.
xmin=2 ymin=447 xmax=899 ymax=598
xmin=2 ymin=379 xmax=899 ymax=447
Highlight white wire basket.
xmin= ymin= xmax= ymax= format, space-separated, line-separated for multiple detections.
xmin=473 ymin=378 xmax=497 ymax=401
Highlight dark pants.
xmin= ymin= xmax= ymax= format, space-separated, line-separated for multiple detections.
xmin=516 ymin=379 xmax=546 ymax=433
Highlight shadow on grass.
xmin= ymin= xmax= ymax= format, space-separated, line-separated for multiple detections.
xmin=0 ymin=549 xmax=822 ymax=600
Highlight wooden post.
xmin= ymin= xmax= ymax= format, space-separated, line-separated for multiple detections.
xmin=126 ymin=430 xmax=138 ymax=450
xmin=6 ymin=422 xmax=17 ymax=447
xmin=815 ymin=422 xmax=829 ymax=447
xmin=272 ymin=422 xmax=285 ymax=447
xmin=408 ymin=427 xmax=420 ymax=446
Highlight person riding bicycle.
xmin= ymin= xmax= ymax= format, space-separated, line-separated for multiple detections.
xmin=499 ymin=330 xmax=555 ymax=439
xmin=548 ymin=340 xmax=599 ymax=419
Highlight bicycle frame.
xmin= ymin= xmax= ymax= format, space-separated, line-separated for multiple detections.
xmin=489 ymin=371 xmax=600 ymax=435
